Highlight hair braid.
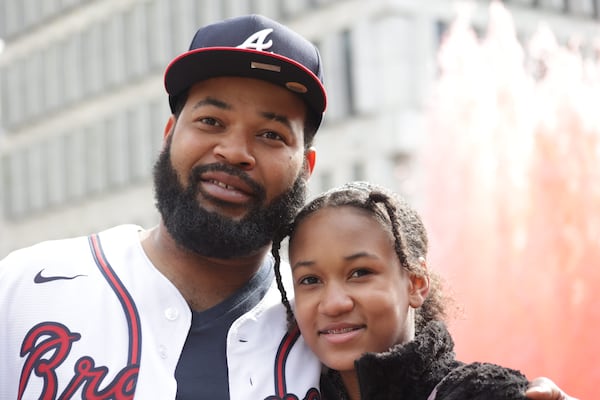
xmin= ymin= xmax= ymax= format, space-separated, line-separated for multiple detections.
xmin=366 ymin=192 xmax=410 ymax=270
xmin=271 ymin=226 xmax=296 ymax=329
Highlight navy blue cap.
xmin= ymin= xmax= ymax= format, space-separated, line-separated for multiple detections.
xmin=164 ymin=14 xmax=327 ymax=128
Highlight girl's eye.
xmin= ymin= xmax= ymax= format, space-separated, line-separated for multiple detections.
xmin=298 ymin=276 xmax=320 ymax=285
xmin=350 ymin=268 xmax=372 ymax=279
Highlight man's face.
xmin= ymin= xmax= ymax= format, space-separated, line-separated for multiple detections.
xmin=153 ymin=77 xmax=315 ymax=258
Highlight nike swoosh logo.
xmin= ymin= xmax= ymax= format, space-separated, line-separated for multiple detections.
xmin=34 ymin=269 xmax=86 ymax=284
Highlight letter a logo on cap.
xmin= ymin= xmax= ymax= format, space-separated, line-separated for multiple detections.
xmin=236 ymin=28 xmax=274 ymax=51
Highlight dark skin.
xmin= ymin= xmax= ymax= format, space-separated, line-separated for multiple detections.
xmin=140 ymin=227 xmax=263 ymax=311
xmin=140 ymin=77 xmax=315 ymax=311
xmin=138 ymin=76 xmax=575 ymax=398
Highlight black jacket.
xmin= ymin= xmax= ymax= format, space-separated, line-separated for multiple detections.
xmin=320 ymin=321 xmax=529 ymax=399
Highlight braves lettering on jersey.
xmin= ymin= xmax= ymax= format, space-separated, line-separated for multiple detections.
xmin=0 ymin=225 xmax=321 ymax=399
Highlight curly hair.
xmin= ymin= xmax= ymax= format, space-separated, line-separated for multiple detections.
xmin=271 ymin=181 xmax=449 ymax=333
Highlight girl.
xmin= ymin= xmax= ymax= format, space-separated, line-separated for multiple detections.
xmin=271 ymin=181 xmax=530 ymax=399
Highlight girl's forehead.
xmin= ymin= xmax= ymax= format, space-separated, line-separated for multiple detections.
xmin=289 ymin=205 xmax=399 ymax=260
xmin=296 ymin=205 xmax=390 ymax=234
xmin=304 ymin=204 xmax=368 ymax=221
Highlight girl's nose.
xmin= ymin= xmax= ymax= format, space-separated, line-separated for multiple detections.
xmin=318 ymin=283 xmax=354 ymax=316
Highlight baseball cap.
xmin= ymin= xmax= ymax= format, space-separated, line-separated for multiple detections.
xmin=164 ymin=14 xmax=327 ymax=128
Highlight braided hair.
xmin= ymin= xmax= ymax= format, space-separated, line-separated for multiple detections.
xmin=271 ymin=181 xmax=448 ymax=333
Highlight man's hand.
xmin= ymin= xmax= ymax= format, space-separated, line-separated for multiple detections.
xmin=525 ymin=377 xmax=579 ymax=400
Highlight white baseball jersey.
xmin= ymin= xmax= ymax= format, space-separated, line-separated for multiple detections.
xmin=0 ymin=224 xmax=321 ymax=399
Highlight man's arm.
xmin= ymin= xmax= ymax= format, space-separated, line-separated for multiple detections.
xmin=526 ymin=377 xmax=579 ymax=400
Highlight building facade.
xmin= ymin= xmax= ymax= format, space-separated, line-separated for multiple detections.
xmin=1 ymin=0 xmax=599 ymax=257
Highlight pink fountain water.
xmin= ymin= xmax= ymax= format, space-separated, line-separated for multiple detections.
xmin=422 ymin=2 xmax=599 ymax=398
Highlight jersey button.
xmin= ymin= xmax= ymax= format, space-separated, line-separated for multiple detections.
xmin=158 ymin=344 xmax=168 ymax=359
xmin=164 ymin=307 xmax=179 ymax=321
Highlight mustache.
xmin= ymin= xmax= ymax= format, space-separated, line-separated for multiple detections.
xmin=189 ymin=163 xmax=266 ymax=201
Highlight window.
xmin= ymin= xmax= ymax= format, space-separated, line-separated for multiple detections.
xmin=2 ymin=0 xmax=24 ymax=38
xmin=5 ymin=60 xmax=25 ymax=129
xmin=126 ymin=3 xmax=151 ymax=80
xmin=46 ymin=135 xmax=67 ymax=206
xmin=341 ymin=29 xmax=356 ymax=116
xmin=127 ymin=106 xmax=152 ymax=181
xmin=106 ymin=113 xmax=130 ymax=188
xmin=320 ymin=30 xmax=356 ymax=122
xmin=102 ymin=15 xmax=126 ymax=88
xmin=26 ymin=142 xmax=47 ymax=212
xmin=0 ymin=66 xmax=9 ymax=130
xmin=23 ymin=0 xmax=40 ymax=26
xmin=66 ymin=131 xmax=87 ymax=200
xmin=40 ymin=0 xmax=60 ymax=20
xmin=25 ymin=52 xmax=44 ymax=120
xmin=81 ymin=23 xmax=104 ymax=96
xmin=42 ymin=44 xmax=62 ymax=112
xmin=85 ymin=124 xmax=109 ymax=195
xmin=63 ymin=34 xmax=84 ymax=103
xmin=146 ymin=0 xmax=173 ymax=71
xmin=3 ymin=149 xmax=28 ymax=219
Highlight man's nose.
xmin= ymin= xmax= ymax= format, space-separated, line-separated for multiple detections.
xmin=213 ymin=132 xmax=256 ymax=170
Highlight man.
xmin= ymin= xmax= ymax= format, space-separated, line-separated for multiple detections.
xmin=0 ymin=14 xmax=576 ymax=400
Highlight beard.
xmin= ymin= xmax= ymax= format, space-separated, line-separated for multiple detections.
xmin=152 ymin=137 xmax=307 ymax=258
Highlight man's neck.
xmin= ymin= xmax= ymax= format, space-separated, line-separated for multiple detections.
xmin=139 ymin=224 xmax=270 ymax=311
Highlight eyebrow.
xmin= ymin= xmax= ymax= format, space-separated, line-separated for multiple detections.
xmin=192 ymin=96 xmax=231 ymax=110
xmin=192 ymin=97 xmax=295 ymax=131
xmin=259 ymin=111 xmax=294 ymax=131
xmin=291 ymin=251 xmax=378 ymax=270
xmin=344 ymin=251 xmax=379 ymax=261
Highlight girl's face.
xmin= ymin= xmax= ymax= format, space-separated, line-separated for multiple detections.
xmin=289 ymin=206 xmax=427 ymax=373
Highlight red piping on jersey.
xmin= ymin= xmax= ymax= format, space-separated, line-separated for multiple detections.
xmin=88 ymin=234 xmax=142 ymax=366
xmin=274 ymin=325 xmax=301 ymax=397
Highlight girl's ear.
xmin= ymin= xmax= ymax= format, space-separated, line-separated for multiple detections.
xmin=408 ymin=258 xmax=430 ymax=308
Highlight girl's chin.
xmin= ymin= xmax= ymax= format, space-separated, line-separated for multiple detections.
xmin=321 ymin=356 xmax=359 ymax=373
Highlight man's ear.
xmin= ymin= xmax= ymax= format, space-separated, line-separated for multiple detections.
xmin=304 ymin=147 xmax=316 ymax=176
xmin=163 ymin=115 xmax=176 ymax=141
xmin=409 ymin=258 xmax=430 ymax=308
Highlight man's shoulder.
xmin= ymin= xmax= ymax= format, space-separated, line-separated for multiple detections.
xmin=0 ymin=224 xmax=142 ymax=276
xmin=1 ymin=234 xmax=88 ymax=269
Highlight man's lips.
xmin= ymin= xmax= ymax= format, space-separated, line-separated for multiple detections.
xmin=199 ymin=171 xmax=256 ymax=205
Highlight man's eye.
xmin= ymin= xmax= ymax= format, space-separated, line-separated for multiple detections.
xmin=199 ymin=117 xmax=221 ymax=126
xmin=260 ymin=131 xmax=284 ymax=141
